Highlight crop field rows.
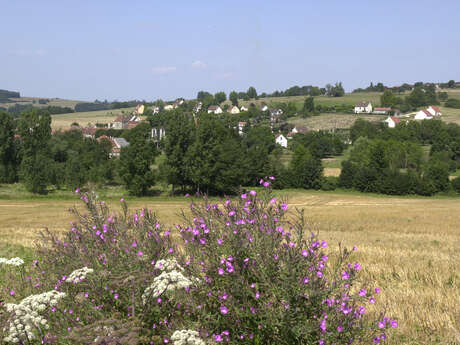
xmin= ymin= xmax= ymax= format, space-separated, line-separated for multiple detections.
xmin=0 ymin=192 xmax=459 ymax=344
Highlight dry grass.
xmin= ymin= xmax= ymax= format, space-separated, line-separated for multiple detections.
xmin=0 ymin=192 xmax=459 ymax=343
xmin=440 ymin=106 xmax=460 ymax=126
xmin=51 ymin=107 xmax=138 ymax=129
xmin=323 ymin=168 xmax=341 ymax=177
xmin=289 ymin=113 xmax=386 ymax=131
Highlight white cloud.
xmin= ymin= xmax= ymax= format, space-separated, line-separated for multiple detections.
xmin=152 ymin=66 xmax=177 ymax=74
xmin=192 ymin=60 xmax=207 ymax=69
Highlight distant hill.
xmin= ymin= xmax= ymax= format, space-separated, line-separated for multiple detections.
xmin=0 ymin=89 xmax=20 ymax=102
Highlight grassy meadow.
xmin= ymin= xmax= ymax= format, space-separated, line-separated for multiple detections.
xmin=0 ymin=97 xmax=83 ymax=110
xmin=236 ymin=92 xmax=384 ymax=110
xmin=0 ymin=188 xmax=459 ymax=344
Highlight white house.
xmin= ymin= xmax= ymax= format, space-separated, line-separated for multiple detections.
xmin=384 ymin=116 xmax=401 ymax=128
xmin=208 ymin=105 xmax=223 ymax=114
xmin=275 ymin=134 xmax=288 ymax=148
xmin=227 ymin=105 xmax=240 ymax=114
xmin=164 ymin=104 xmax=174 ymax=111
xmin=354 ymin=101 xmax=373 ymax=114
xmin=240 ymin=105 xmax=248 ymax=112
xmin=414 ymin=109 xmax=433 ymax=120
xmin=427 ymin=106 xmax=442 ymax=117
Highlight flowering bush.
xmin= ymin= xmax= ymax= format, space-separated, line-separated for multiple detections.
xmin=176 ymin=178 xmax=396 ymax=344
xmin=1 ymin=184 xmax=397 ymax=344
xmin=1 ymin=190 xmax=187 ymax=344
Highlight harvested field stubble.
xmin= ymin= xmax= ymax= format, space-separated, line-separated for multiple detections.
xmin=0 ymin=192 xmax=459 ymax=344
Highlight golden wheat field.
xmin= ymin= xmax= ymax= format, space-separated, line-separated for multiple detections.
xmin=0 ymin=192 xmax=459 ymax=344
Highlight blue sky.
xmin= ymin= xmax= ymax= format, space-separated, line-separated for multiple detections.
xmin=1 ymin=1 xmax=459 ymax=101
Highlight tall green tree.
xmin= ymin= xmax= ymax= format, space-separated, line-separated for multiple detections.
xmin=247 ymin=86 xmax=258 ymax=99
xmin=380 ymin=90 xmax=396 ymax=107
xmin=186 ymin=113 xmax=245 ymax=194
xmin=303 ymin=97 xmax=315 ymax=114
xmin=161 ymin=111 xmax=195 ymax=194
xmin=214 ymin=91 xmax=227 ymax=104
xmin=0 ymin=111 xmax=20 ymax=183
xmin=229 ymin=91 xmax=239 ymax=106
xmin=289 ymin=145 xmax=323 ymax=189
xmin=118 ymin=137 xmax=158 ymax=196
xmin=18 ymin=109 xmax=52 ymax=194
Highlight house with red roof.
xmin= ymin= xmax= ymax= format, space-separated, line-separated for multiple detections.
xmin=427 ymin=106 xmax=442 ymax=117
xmin=414 ymin=109 xmax=433 ymax=120
xmin=384 ymin=116 xmax=401 ymax=128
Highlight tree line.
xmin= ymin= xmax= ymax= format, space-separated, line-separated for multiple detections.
xmin=339 ymin=118 xmax=460 ymax=195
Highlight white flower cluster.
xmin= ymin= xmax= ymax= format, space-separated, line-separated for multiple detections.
xmin=0 ymin=257 xmax=24 ymax=266
xmin=154 ymin=259 xmax=184 ymax=272
xmin=65 ymin=266 xmax=94 ymax=284
xmin=171 ymin=329 xmax=206 ymax=345
xmin=3 ymin=290 xmax=66 ymax=343
xmin=142 ymin=260 xmax=193 ymax=305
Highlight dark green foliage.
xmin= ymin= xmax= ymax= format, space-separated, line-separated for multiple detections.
xmin=424 ymin=158 xmax=450 ymax=192
xmin=247 ymin=86 xmax=258 ymax=99
xmin=214 ymin=91 xmax=226 ymax=104
xmin=161 ymin=111 xmax=196 ymax=193
xmin=452 ymin=176 xmax=460 ymax=193
xmin=74 ymin=102 xmax=111 ymax=112
xmin=0 ymin=89 xmax=20 ymax=101
xmin=289 ymin=145 xmax=323 ymax=189
xmin=302 ymin=96 xmax=315 ymax=116
xmin=338 ymin=160 xmax=357 ymax=188
xmin=292 ymin=131 xmax=345 ymax=158
xmin=229 ymin=91 xmax=238 ymax=106
xmin=18 ymin=109 xmax=52 ymax=194
xmin=438 ymin=92 xmax=448 ymax=101
xmin=339 ymin=123 xmax=458 ymax=196
xmin=445 ymin=98 xmax=460 ymax=108
xmin=405 ymin=86 xmax=439 ymax=109
xmin=186 ymin=113 xmax=245 ymax=194
xmin=49 ymin=130 xmax=114 ymax=189
xmin=0 ymin=111 xmax=20 ymax=183
xmin=118 ymin=138 xmax=158 ymax=196
xmin=321 ymin=176 xmax=338 ymax=191
xmin=241 ymin=126 xmax=275 ymax=185
xmin=380 ymin=90 xmax=396 ymax=107
xmin=327 ymin=82 xmax=345 ymax=97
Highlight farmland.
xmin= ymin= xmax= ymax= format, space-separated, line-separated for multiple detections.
xmin=51 ymin=107 xmax=137 ymax=129
xmin=236 ymin=92 xmax=385 ymax=110
xmin=0 ymin=97 xmax=83 ymax=110
xmin=0 ymin=190 xmax=459 ymax=344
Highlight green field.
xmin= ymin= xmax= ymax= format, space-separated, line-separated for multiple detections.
xmin=234 ymin=92 xmax=384 ymax=110
xmin=0 ymin=96 xmax=83 ymax=110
